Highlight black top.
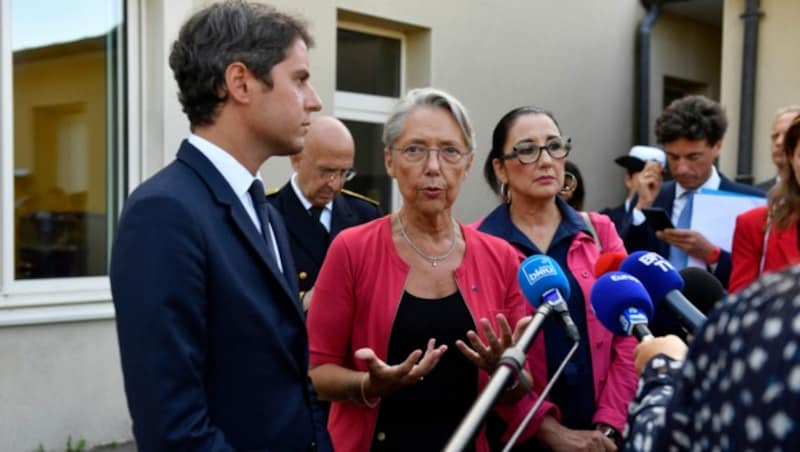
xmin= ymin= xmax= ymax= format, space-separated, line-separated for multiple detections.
xmin=372 ymin=291 xmax=477 ymax=452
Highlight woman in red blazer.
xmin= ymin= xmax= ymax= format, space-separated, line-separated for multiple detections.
xmin=731 ymin=115 xmax=800 ymax=292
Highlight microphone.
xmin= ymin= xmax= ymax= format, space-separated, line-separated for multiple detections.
xmin=619 ymin=251 xmax=706 ymax=334
xmin=679 ymin=267 xmax=726 ymax=316
xmin=517 ymin=255 xmax=579 ymax=341
xmin=591 ymin=272 xmax=655 ymax=341
xmin=594 ymin=251 xmax=627 ymax=277
xmin=444 ymin=255 xmax=578 ymax=451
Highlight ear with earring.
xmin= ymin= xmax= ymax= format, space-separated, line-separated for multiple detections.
xmin=560 ymin=172 xmax=578 ymax=195
xmin=500 ymin=182 xmax=512 ymax=204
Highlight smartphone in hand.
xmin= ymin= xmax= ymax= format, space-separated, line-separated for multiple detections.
xmin=642 ymin=207 xmax=675 ymax=231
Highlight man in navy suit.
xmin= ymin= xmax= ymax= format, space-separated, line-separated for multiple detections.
xmin=624 ymin=95 xmax=763 ymax=291
xmin=109 ymin=2 xmax=331 ymax=451
xmin=267 ymin=116 xmax=381 ymax=310
xmin=600 ymin=145 xmax=665 ymax=249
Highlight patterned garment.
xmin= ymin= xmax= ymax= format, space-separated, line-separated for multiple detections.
xmin=623 ymin=264 xmax=800 ymax=451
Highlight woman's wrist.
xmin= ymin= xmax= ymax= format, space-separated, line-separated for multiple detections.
xmin=358 ymin=372 xmax=380 ymax=408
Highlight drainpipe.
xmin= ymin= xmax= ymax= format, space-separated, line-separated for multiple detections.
xmin=735 ymin=0 xmax=763 ymax=185
xmin=637 ymin=1 xmax=663 ymax=145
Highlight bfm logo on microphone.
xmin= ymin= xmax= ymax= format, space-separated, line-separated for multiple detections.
xmin=522 ymin=262 xmax=557 ymax=286
xmin=637 ymin=252 xmax=674 ymax=272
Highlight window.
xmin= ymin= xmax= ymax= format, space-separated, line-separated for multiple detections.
xmin=1 ymin=0 xmax=126 ymax=307
xmin=335 ymin=24 xmax=404 ymax=210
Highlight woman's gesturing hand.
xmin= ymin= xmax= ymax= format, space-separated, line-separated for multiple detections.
xmin=354 ymin=338 xmax=447 ymax=399
xmin=455 ymin=313 xmax=532 ymax=373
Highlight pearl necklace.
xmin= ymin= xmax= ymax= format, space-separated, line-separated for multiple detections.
xmin=397 ymin=214 xmax=458 ymax=267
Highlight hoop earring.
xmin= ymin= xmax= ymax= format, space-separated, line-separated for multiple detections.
xmin=500 ymin=183 xmax=511 ymax=204
xmin=561 ymin=172 xmax=578 ymax=194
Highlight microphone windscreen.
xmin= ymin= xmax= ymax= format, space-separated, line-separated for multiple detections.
xmin=518 ymin=254 xmax=570 ymax=308
xmin=590 ymin=271 xmax=654 ymax=335
xmin=619 ymin=251 xmax=684 ymax=303
xmin=679 ymin=267 xmax=726 ymax=315
xmin=594 ymin=251 xmax=627 ymax=277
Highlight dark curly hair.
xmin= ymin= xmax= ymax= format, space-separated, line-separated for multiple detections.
xmin=169 ymin=1 xmax=313 ymax=126
xmin=655 ymin=95 xmax=727 ymax=146
xmin=483 ymin=106 xmax=562 ymax=198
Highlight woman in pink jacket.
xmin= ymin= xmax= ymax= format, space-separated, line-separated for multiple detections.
xmin=307 ymin=88 xmax=536 ymax=452
xmin=477 ymin=106 xmax=638 ymax=451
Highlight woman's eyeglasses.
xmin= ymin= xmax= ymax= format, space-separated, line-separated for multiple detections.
xmin=391 ymin=145 xmax=470 ymax=164
xmin=500 ymin=137 xmax=572 ymax=165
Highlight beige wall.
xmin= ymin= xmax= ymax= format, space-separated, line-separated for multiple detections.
xmin=0 ymin=321 xmax=130 ymax=451
xmin=649 ymin=12 xmax=722 ymax=143
xmin=720 ymin=0 xmax=800 ymax=182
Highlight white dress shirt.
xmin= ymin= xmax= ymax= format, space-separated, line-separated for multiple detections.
xmin=290 ymin=173 xmax=333 ymax=232
xmin=188 ymin=134 xmax=283 ymax=272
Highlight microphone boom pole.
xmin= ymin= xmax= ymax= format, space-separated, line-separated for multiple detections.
xmin=443 ymin=303 xmax=553 ymax=452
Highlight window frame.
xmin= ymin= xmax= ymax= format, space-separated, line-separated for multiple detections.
xmin=0 ymin=0 xmax=139 ymax=325
xmin=334 ymin=21 xmax=405 ymax=211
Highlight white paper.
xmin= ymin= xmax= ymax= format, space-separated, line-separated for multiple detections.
xmin=686 ymin=188 xmax=766 ymax=268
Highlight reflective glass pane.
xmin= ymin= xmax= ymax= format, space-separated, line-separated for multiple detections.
xmin=12 ymin=0 xmax=125 ymax=279
xmin=337 ymin=29 xmax=401 ymax=97
xmin=342 ymin=120 xmax=392 ymax=210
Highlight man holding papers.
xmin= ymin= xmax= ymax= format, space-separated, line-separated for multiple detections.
xmin=623 ymin=95 xmax=763 ymax=292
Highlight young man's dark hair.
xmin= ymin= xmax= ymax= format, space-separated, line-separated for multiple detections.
xmin=168 ymin=0 xmax=313 ymax=126
xmin=655 ymin=95 xmax=728 ymax=146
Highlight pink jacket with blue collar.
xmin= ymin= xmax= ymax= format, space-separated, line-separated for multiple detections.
xmin=476 ymin=209 xmax=638 ymax=433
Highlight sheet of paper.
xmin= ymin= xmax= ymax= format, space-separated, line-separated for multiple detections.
xmin=686 ymin=188 xmax=766 ymax=268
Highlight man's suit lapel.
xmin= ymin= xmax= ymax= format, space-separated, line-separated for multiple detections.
xmin=279 ymin=185 xmax=329 ymax=263
xmin=176 ymin=142 xmax=303 ymax=319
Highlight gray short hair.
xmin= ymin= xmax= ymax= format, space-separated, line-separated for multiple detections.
xmin=775 ymin=105 xmax=800 ymax=119
xmin=382 ymin=88 xmax=475 ymax=151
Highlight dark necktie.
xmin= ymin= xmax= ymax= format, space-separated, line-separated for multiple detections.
xmin=309 ymin=205 xmax=323 ymax=222
xmin=248 ymin=180 xmax=280 ymax=271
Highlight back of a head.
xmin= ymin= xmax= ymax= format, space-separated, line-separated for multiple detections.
xmin=679 ymin=267 xmax=726 ymax=315
xmin=655 ymin=95 xmax=727 ymax=146
xmin=664 ymin=265 xmax=800 ymax=448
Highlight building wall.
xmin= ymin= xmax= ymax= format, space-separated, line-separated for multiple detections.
xmin=0 ymin=321 xmax=130 ymax=451
xmin=649 ymin=12 xmax=722 ymax=143
xmin=719 ymin=0 xmax=800 ymax=182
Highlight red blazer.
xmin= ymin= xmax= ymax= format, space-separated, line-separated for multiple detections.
xmin=730 ymin=205 xmax=800 ymax=292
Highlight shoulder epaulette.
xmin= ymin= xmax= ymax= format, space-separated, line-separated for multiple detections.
xmin=341 ymin=189 xmax=379 ymax=206
xmin=265 ymin=187 xmax=280 ymax=197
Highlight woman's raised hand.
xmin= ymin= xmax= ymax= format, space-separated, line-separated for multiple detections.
xmin=354 ymin=338 xmax=447 ymax=398
xmin=455 ymin=313 xmax=532 ymax=373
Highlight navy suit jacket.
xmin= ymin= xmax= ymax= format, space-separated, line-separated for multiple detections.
xmin=110 ymin=141 xmax=331 ymax=452
xmin=625 ymin=173 xmax=764 ymax=290
xmin=267 ymin=183 xmax=381 ymax=296
xmin=600 ymin=201 xmax=633 ymax=251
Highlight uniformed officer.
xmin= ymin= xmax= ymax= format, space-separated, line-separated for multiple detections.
xmin=268 ymin=116 xmax=382 ymax=310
